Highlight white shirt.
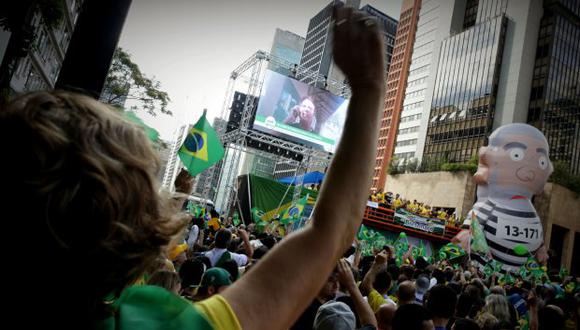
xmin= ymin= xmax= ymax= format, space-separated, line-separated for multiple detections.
xmin=186 ymin=225 xmax=199 ymax=249
xmin=204 ymin=248 xmax=249 ymax=267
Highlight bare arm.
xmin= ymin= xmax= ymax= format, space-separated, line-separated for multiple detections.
xmin=361 ymin=251 xmax=387 ymax=296
xmin=338 ymin=259 xmax=377 ymax=327
xmin=238 ymin=228 xmax=253 ymax=259
xmin=221 ymin=6 xmax=385 ymax=330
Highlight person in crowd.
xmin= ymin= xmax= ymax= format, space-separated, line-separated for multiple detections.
xmin=393 ymin=304 xmax=435 ymax=330
xmin=425 ymin=285 xmax=457 ymax=330
xmin=483 ymin=294 xmax=512 ymax=326
xmin=415 ymin=275 xmax=431 ymax=304
xmin=376 ymin=303 xmax=397 ymax=330
xmin=314 ymin=301 xmax=357 ymax=330
xmin=451 ymin=318 xmax=480 ymax=330
xmin=474 ymin=311 xmax=499 ymax=330
xmin=292 ymin=269 xmax=340 ymax=329
xmin=362 ymin=250 xmax=396 ymax=312
xmin=328 ymin=258 xmax=378 ymax=329
xmin=5 ymin=4 xmax=386 ymax=329
xmin=203 ymin=228 xmax=253 ymax=267
xmin=186 ymin=216 xmax=205 ymax=250
xmin=179 ymin=258 xmax=206 ymax=299
xmin=193 ymin=267 xmax=233 ymax=301
xmin=398 ymin=281 xmax=417 ymax=306
xmin=147 ymin=270 xmax=182 ymax=295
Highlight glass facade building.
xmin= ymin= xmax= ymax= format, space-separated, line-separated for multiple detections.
xmin=424 ymin=15 xmax=507 ymax=162
xmin=527 ymin=0 xmax=580 ymax=175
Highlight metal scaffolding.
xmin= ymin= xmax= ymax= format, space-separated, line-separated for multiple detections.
xmin=202 ymin=51 xmax=350 ymax=216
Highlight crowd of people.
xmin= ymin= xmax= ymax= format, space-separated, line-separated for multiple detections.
xmin=156 ymin=218 xmax=580 ymax=330
xmin=370 ymin=190 xmax=461 ymax=227
xmin=4 ymin=4 xmax=578 ymax=330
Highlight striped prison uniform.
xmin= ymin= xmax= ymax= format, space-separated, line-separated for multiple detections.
xmin=472 ymin=199 xmax=543 ymax=269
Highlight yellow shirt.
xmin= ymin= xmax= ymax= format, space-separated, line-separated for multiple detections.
xmin=195 ymin=295 xmax=242 ymax=330
xmin=393 ymin=199 xmax=403 ymax=209
xmin=368 ymin=289 xmax=387 ymax=313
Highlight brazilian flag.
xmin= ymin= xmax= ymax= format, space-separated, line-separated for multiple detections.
xmin=179 ymin=110 xmax=225 ymax=176
xmin=280 ymin=194 xmax=308 ymax=225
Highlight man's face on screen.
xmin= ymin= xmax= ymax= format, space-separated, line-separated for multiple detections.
xmin=299 ymin=98 xmax=315 ymax=121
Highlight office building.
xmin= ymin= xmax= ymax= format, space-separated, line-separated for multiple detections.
xmin=268 ymin=29 xmax=305 ymax=77
xmin=527 ymin=0 xmax=580 ymax=175
xmin=298 ymin=0 xmax=397 ymax=96
xmin=162 ymin=124 xmax=191 ymax=190
xmin=393 ymin=0 xmax=468 ymax=163
xmin=422 ymin=0 xmax=544 ymax=163
xmin=6 ymin=0 xmax=83 ymax=93
xmin=372 ymin=0 xmax=421 ymax=191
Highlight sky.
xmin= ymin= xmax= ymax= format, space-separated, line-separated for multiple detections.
xmin=118 ymin=0 xmax=403 ymax=140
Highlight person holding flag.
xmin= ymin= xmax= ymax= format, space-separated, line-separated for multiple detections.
xmin=4 ymin=4 xmax=387 ymax=329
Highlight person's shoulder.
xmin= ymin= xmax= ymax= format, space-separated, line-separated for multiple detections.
xmin=195 ymin=295 xmax=242 ymax=330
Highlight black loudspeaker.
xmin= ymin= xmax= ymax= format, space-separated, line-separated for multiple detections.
xmin=56 ymin=0 xmax=132 ymax=97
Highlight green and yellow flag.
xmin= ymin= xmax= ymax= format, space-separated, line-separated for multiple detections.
xmin=280 ymin=194 xmax=308 ymax=225
xmin=179 ymin=110 xmax=225 ymax=176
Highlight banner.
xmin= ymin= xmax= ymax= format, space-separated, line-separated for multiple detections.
xmin=394 ymin=209 xmax=445 ymax=236
xmin=249 ymin=175 xmax=317 ymax=222
xmin=366 ymin=201 xmax=379 ymax=208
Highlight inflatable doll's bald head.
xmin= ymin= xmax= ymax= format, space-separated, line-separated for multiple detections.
xmin=474 ymin=124 xmax=553 ymax=196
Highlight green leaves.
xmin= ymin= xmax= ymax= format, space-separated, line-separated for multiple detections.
xmin=103 ymin=48 xmax=172 ymax=116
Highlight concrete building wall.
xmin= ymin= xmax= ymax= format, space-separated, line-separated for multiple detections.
xmin=493 ymin=0 xmax=543 ymax=128
xmin=385 ymin=170 xmax=579 ymax=270
xmin=385 ymin=171 xmax=476 ymax=217
xmin=534 ymin=183 xmax=580 ymax=270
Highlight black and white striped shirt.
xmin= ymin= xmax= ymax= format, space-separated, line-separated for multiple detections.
xmin=473 ymin=199 xmax=543 ymax=269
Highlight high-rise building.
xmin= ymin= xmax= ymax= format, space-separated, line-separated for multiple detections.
xmin=298 ymin=0 xmax=345 ymax=92
xmin=527 ymin=0 xmax=580 ymax=175
xmin=372 ymin=0 xmax=421 ymax=191
xmin=268 ymin=29 xmax=305 ymax=77
xmin=392 ymin=0 xmax=468 ymax=163
xmin=162 ymin=124 xmax=191 ymax=190
xmin=421 ymin=0 xmax=544 ymax=164
xmin=156 ymin=140 xmax=172 ymax=183
xmin=298 ymin=0 xmax=397 ymax=96
xmin=6 ymin=0 xmax=84 ymax=93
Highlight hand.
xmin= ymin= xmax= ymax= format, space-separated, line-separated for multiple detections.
xmin=374 ymin=250 xmax=388 ymax=265
xmin=332 ymin=5 xmax=384 ymax=90
xmin=291 ymin=106 xmax=300 ymax=118
xmin=175 ymin=168 xmax=194 ymax=194
xmin=337 ymin=258 xmax=356 ymax=290
xmin=238 ymin=228 xmax=249 ymax=240
xmin=527 ymin=290 xmax=538 ymax=309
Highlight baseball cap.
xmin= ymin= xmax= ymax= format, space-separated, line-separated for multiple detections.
xmin=200 ymin=267 xmax=232 ymax=288
xmin=416 ymin=276 xmax=430 ymax=294
xmin=314 ymin=301 xmax=356 ymax=330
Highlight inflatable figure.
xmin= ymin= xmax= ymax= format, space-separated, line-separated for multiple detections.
xmin=463 ymin=123 xmax=553 ymax=270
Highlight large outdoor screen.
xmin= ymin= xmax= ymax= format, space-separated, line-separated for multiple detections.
xmin=253 ymin=70 xmax=349 ymax=153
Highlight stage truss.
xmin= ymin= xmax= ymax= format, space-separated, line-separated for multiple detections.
xmin=202 ymin=50 xmax=351 ymax=216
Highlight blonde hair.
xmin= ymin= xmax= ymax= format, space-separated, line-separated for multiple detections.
xmin=484 ymin=294 xmax=511 ymax=324
xmin=1 ymin=91 xmax=188 ymax=320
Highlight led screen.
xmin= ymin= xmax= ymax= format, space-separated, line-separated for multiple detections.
xmin=253 ymin=70 xmax=349 ymax=153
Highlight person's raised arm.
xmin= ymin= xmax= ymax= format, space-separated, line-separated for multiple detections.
xmin=237 ymin=228 xmax=253 ymax=259
xmin=361 ymin=251 xmax=387 ymax=296
xmin=221 ymin=6 xmax=385 ymax=330
xmin=338 ymin=258 xmax=377 ymax=328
